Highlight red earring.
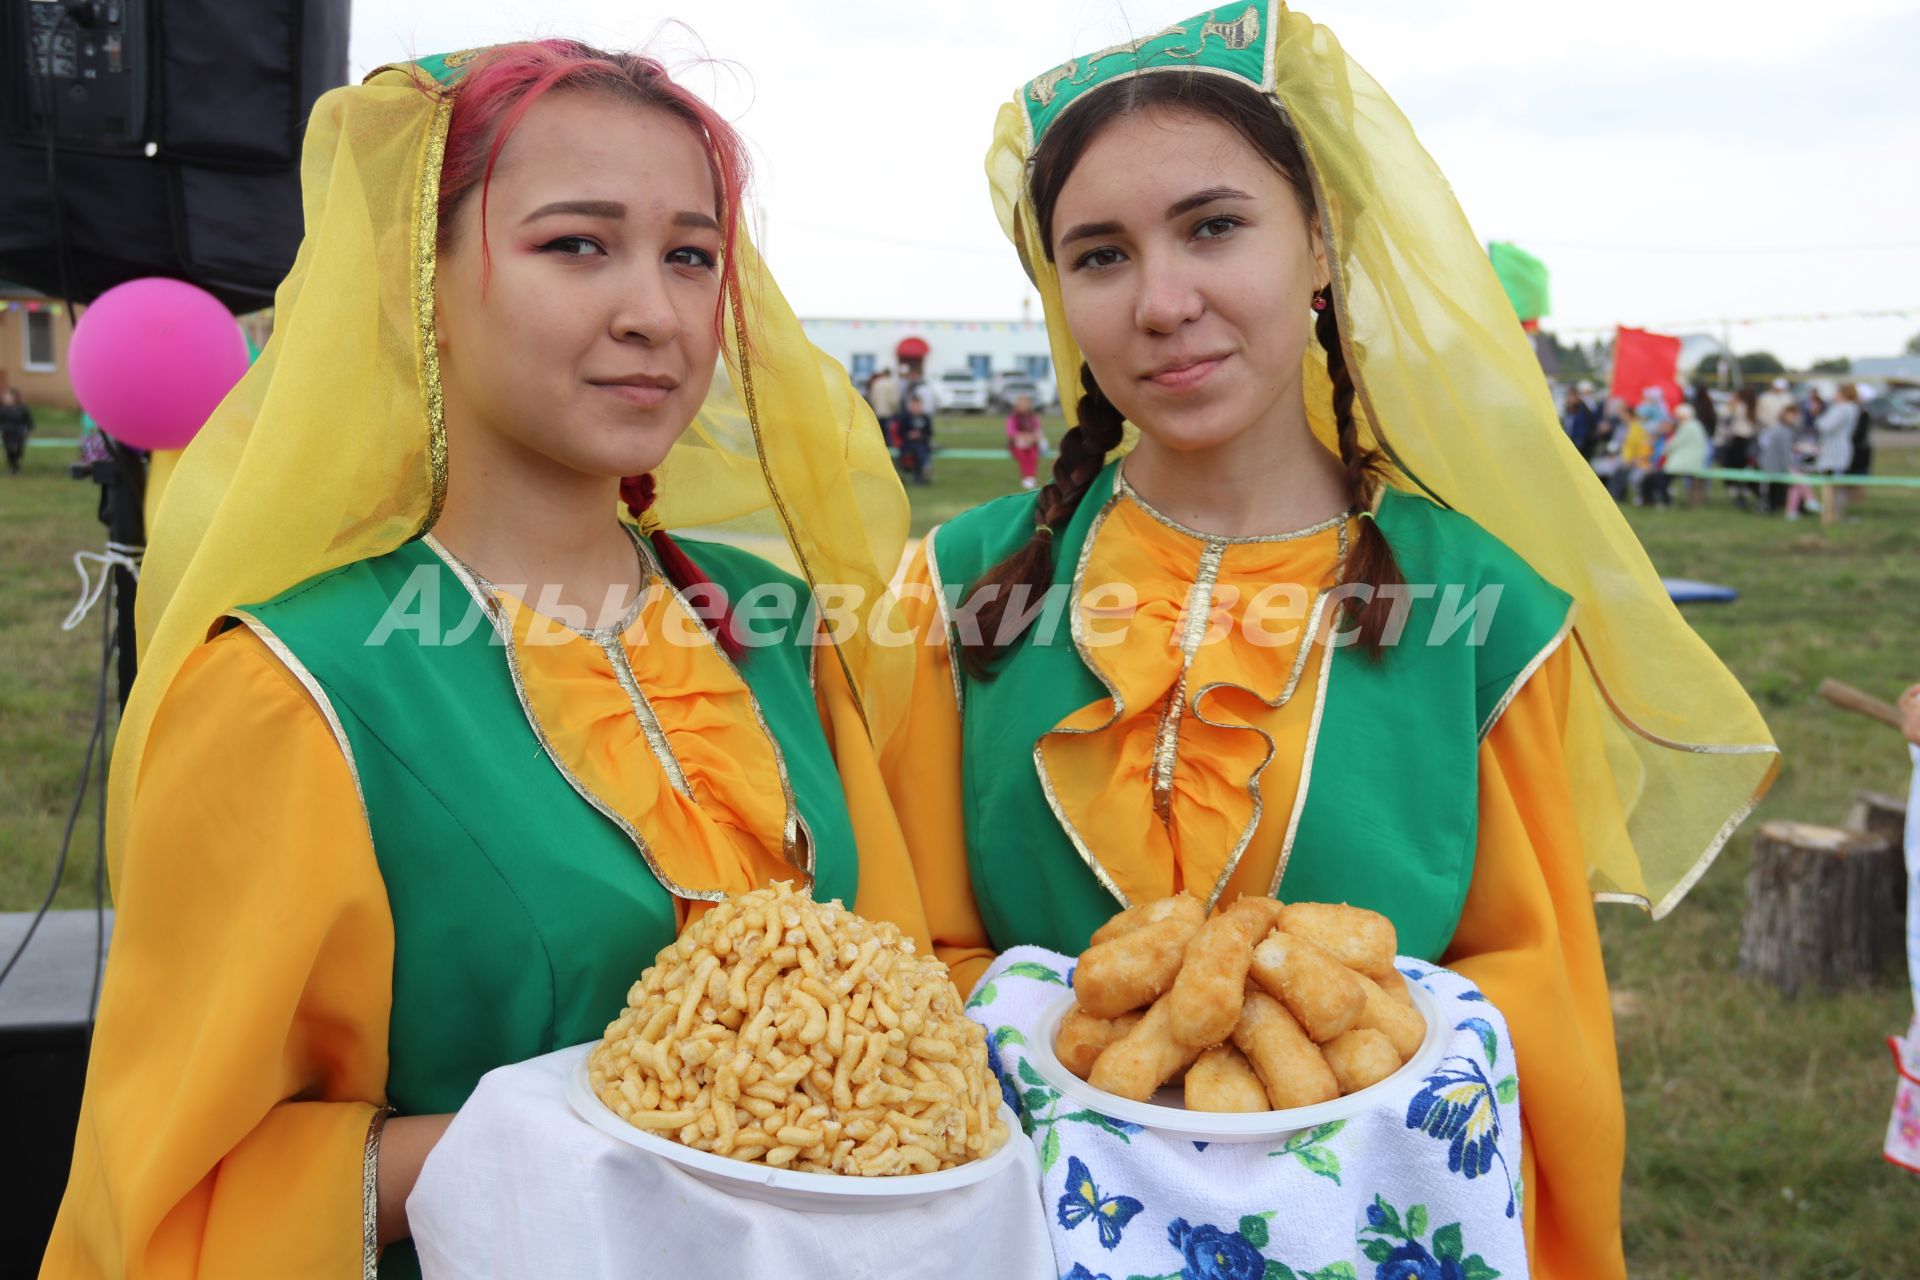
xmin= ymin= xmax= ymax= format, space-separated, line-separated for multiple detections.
xmin=1311 ymin=292 xmax=1329 ymax=313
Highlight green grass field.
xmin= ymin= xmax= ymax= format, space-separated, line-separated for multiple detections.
xmin=6 ymin=409 xmax=1919 ymax=1274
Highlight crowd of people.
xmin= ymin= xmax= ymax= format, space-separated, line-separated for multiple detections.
xmin=862 ymin=367 xmax=1052 ymax=489
xmin=1562 ymin=377 xmax=1877 ymax=519
xmin=862 ymin=366 xmax=937 ymax=485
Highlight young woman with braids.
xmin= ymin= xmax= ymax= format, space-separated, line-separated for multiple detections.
xmin=46 ymin=41 xmax=924 ymax=1278
xmin=885 ymin=7 xmax=1776 ymax=1275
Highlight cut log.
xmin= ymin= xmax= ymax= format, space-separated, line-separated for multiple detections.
xmin=1841 ymin=790 xmax=1911 ymax=968
xmin=1843 ymin=789 xmax=1909 ymax=844
xmin=1737 ymin=821 xmax=1904 ymax=996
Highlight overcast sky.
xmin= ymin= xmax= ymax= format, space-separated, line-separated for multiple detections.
xmin=349 ymin=0 xmax=1920 ymax=366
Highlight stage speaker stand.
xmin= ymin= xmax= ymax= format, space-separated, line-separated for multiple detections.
xmin=0 ymin=910 xmax=113 ymax=1276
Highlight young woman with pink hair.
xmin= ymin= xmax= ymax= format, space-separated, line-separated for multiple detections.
xmin=44 ymin=40 xmax=919 ymax=1278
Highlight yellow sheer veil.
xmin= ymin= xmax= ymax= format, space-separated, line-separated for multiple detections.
xmin=112 ymin=48 xmax=909 ymax=889
xmin=984 ymin=1 xmax=1777 ymax=916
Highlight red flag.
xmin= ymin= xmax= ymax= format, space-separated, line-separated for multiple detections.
xmin=1610 ymin=327 xmax=1683 ymax=409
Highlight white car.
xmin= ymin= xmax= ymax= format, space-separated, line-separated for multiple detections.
xmin=992 ymin=376 xmax=1057 ymax=412
xmin=934 ymin=371 xmax=989 ymax=413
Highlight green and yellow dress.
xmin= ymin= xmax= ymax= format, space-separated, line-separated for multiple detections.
xmin=50 ymin=537 xmax=923 ymax=1280
xmin=44 ymin=46 xmax=918 ymax=1280
xmin=883 ymin=464 xmax=1618 ymax=1274
xmin=920 ymin=7 xmax=1780 ymax=1273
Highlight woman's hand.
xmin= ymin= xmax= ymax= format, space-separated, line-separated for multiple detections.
xmin=376 ymin=1112 xmax=456 ymax=1249
xmin=1900 ymin=683 xmax=1920 ymax=748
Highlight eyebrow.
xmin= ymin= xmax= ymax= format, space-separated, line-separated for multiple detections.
xmin=1057 ymin=187 xmax=1255 ymax=246
xmin=522 ymin=199 xmax=626 ymax=223
xmin=1166 ymin=186 xmax=1252 ymax=218
xmin=520 ymin=200 xmax=720 ymax=232
xmin=1058 ymin=219 xmax=1122 ymax=247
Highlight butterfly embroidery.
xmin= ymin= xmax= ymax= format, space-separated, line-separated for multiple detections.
xmin=1406 ymin=1055 xmax=1517 ymax=1217
xmin=1056 ymin=1155 xmax=1144 ymax=1251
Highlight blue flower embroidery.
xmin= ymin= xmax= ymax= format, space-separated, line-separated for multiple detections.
xmin=1063 ymin=1266 xmax=1113 ymax=1280
xmin=1404 ymin=1056 xmax=1517 ymax=1216
xmin=1056 ymin=1155 xmax=1143 ymax=1250
xmin=1166 ymin=1218 xmax=1266 ymax=1280
xmin=1360 ymin=1198 xmax=1501 ymax=1280
xmin=984 ymin=1035 xmax=1023 ymax=1119
xmin=1375 ymin=1240 xmax=1460 ymax=1280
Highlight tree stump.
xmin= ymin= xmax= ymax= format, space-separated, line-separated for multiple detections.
xmin=1737 ymin=821 xmax=1903 ymax=996
xmin=1843 ymin=788 xmax=1909 ymax=844
xmin=1843 ymin=786 xmax=1904 ymax=924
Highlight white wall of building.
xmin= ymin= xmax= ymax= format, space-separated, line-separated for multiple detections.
xmin=800 ymin=317 xmax=1055 ymax=390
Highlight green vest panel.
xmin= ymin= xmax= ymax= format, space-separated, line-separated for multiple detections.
xmin=240 ymin=537 xmax=856 ymax=1109
xmin=932 ymin=464 xmax=1570 ymax=963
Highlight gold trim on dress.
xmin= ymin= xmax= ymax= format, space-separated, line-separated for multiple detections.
xmin=1183 ymin=567 xmax=1338 ymax=909
xmin=1150 ymin=538 xmax=1225 ymax=825
xmin=1267 ymin=611 xmax=1335 ymax=898
xmin=227 ymin=610 xmax=375 ymax=841
xmin=601 ymin=624 xmax=694 ymax=801
xmin=1034 ymin=488 xmax=1346 ymax=912
xmin=415 ymin=96 xmax=451 ymax=533
xmin=1148 ymin=684 xmax=1185 ymax=826
xmin=1568 ymin=629 xmax=1779 ymax=919
xmin=1031 ymin=488 xmax=1139 ymax=909
xmin=361 ymin=1105 xmax=393 ymax=1280
xmin=1169 ymin=519 xmax=1346 ymax=910
xmin=596 ymin=531 xmax=693 ymax=799
xmin=574 ymin=524 xmax=654 ymax=641
xmin=1569 ymin=628 xmax=1780 ymax=761
xmin=421 ymin=534 xmax=727 ymax=903
xmin=727 ymin=293 xmax=869 ymax=744
xmin=656 ymin=564 xmax=814 ymax=884
xmin=1644 ymin=756 xmax=1775 ymax=919
xmin=1116 ymin=463 xmax=1353 ymax=545
xmin=921 ymin=525 xmax=966 ymax=718
xmin=1476 ymin=605 xmax=1575 ymax=741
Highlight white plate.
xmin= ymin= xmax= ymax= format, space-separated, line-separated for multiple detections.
xmin=1025 ymin=974 xmax=1449 ymax=1144
xmin=561 ymin=1042 xmax=1023 ymax=1213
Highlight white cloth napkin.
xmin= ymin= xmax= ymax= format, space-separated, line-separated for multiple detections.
xmin=967 ymin=947 xmax=1531 ymax=1280
xmin=406 ymin=1044 xmax=1055 ymax=1279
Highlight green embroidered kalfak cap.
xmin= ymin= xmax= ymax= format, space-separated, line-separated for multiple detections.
xmin=365 ymin=47 xmax=487 ymax=88
xmin=1019 ymin=1 xmax=1276 ymax=143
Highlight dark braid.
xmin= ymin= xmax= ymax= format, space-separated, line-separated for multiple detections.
xmin=620 ymin=472 xmax=744 ymax=659
xmin=957 ymin=363 xmax=1127 ymax=679
xmin=1315 ymin=287 xmax=1403 ymax=657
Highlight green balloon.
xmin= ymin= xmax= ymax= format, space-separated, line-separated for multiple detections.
xmin=1488 ymin=241 xmax=1550 ymax=323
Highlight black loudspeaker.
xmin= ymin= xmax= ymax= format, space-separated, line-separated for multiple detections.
xmin=0 ymin=0 xmax=351 ymax=311
xmin=0 ymin=911 xmax=112 ymax=1278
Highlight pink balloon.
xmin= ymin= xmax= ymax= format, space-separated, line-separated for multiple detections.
xmin=68 ymin=278 xmax=249 ymax=451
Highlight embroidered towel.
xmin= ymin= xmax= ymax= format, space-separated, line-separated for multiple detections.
xmin=966 ymin=947 xmax=1530 ymax=1280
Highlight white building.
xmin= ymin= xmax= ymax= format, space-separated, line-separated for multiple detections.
xmin=800 ymin=317 xmax=1055 ymax=393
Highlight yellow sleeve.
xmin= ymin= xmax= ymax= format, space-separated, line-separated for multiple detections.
xmin=813 ymin=646 xmax=934 ymax=959
xmin=873 ymin=542 xmax=996 ymax=995
xmin=43 ymin=626 xmax=395 ymax=1279
xmin=1443 ymin=644 xmax=1626 ymax=1280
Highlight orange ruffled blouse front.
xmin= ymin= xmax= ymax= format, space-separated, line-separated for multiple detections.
xmin=1038 ymin=482 xmax=1345 ymax=911
xmin=489 ymin=570 xmax=804 ymax=906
